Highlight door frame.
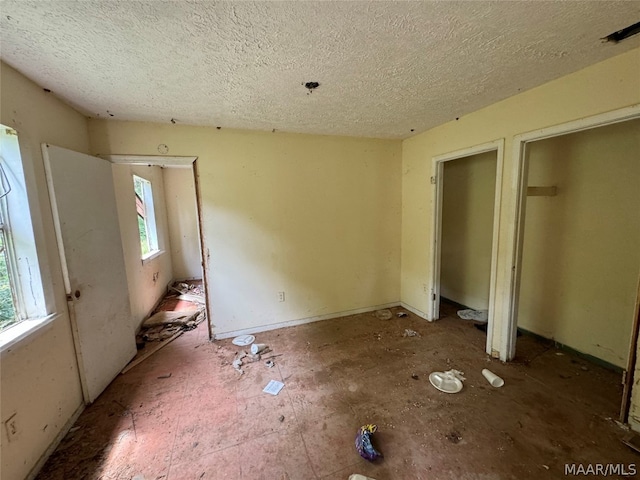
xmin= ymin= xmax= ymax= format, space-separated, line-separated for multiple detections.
xmin=429 ymin=139 xmax=504 ymax=356
xmin=102 ymin=155 xmax=212 ymax=340
xmin=502 ymin=104 xmax=640 ymax=362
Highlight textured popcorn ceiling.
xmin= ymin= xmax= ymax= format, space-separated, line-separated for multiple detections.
xmin=1 ymin=1 xmax=639 ymax=139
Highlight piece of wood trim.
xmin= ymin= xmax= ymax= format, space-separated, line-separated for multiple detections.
xmin=621 ymin=273 xmax=640 ymax=422
xmin=121 ymin=331 xmax=183 ymax=374
xmin=527 ymin=186 xmax=557 ymax=196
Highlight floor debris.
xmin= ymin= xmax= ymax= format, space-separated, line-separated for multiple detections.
xmin=142 ymin=309 xmax=200 ymax=328
xmin=374 ymin=309 xmax=393 ymax=320
xmin=233 ymin=351 xmax=248 ymax=374
xmin=429 ymin=369 xmax=465 ymax=393
xmin=355 ymin=424 xmax=383 ymax=461
xmin=265 ymin=359 xmax=275 ymax=368
xmin=157 ymin=373 xmax=172 ymax=379
xmin=403 ymin=329 xmax=419 ymax=337
xmin=263 ymin=380 xmax=285 ymax=396
xmin=126 ymin=280 xmax=207 ymax=372
xmin=122 ymin=330 xmax=185 ymax=374
xmin=251 ymin=343 xmax=268 ymax=354
xmin=396 ymin=311 xmax=408 ymax=317
xmin=446 ymin=431 xmax=462 ymax=444
xmin=231 ymin=334 xmax=255 ymax=346
xmin=457 ymin=309 xmax=488 ymax=323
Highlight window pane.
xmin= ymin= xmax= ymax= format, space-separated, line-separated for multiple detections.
xmin=133 ymin=174 xmax=159 ymax=259
xmin=137 ymin=215 xmax=149 ymax=255
xmin=0 ymin=233 xmax=16 ymax=331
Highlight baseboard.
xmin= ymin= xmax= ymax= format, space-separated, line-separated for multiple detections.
xmin=399 ymin=302 xmax=429 ymax=320
xmin=214 ymin=301 xmax=401 ymax=339
xmin=518 ymin=327 xmax=624 ymax=374
xmin=27 ymin=402 xmax=85 ymax=480
xmin=439 ymin=296 xmax=472 ymax=311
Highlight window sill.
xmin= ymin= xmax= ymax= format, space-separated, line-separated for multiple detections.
xmin=141 ymin=249 xmax=164 ymax=265
xmin=0 ymin=313 xmax=59 ymax=354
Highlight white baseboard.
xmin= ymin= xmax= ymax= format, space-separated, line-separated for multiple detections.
xmin=214 ymin=301 xmax=401 ymax=339
xmin=27 ymin=402 xmax=85 ymax=480
xmin=400 ymin=302 xmax=430 ymax=320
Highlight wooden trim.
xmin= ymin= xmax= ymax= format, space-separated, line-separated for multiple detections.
xmin=621 ymin=274 xmax=640 ymax=422
xmin=430 ymin=138 xmax=503 ymax=356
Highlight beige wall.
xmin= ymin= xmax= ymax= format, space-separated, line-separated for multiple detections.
xmin=112 ymin=164 xmax=174 ymax=330
xmin=440 ymin=151 xmax=497 ymax=310
xmin=89 ymin=123 xmax=402 ymax=336
xmin=163 ymin=167 xmax=202 ymax=280
xmin=401 ymin=48 xmax=640 ymax=353
xmin=0 ymin=62 xmax=86 ymax=480
xmin=518 ymin=120 xmax=640 ymax=368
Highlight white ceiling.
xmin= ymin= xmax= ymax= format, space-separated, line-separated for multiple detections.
xmin=1 ymin=1 xmax=639 ymax=139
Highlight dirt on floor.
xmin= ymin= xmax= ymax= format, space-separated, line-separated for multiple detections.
xmin=35 ymin=302 xmax=639 ymax=480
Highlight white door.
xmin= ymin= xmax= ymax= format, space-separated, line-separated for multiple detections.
xmin=43 ymin=144 xmax=136 ymax=403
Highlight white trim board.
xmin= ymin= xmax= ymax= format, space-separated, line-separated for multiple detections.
xmin=399 ymin=302 xmax=429 ymax=320
xmin=100 ymin=154 xmax=197 ymax=167
xmin=502 ymin=104 xmax=640 ymax=362
xmin=429 ymin=138 xmax=504 ymax=357
xmin=214 ymin=302 xmax=401 ymax=340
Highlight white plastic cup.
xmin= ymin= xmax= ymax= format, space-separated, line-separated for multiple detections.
xmin=482 ymin=368 xmax=504 ymax=387
xmin=251 ymin=343 xmax=267 ymax=354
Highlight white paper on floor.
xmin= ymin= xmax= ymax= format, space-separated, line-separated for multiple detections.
xmin=263 ymin=380 xmax=285 ymax=395
xmin=457 ymin=309 xmax=488 ymax=323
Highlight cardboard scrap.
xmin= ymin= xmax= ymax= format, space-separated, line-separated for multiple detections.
xmin=142 ymin=309 xmax=201 ymax=327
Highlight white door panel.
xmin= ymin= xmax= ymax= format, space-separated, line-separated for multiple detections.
xmin=43 ymin=144 xmax=136 ymax=403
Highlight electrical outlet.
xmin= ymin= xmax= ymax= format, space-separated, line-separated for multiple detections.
xmin=4 ymin=413 xmax=18 ymax=442
xmin=278 ymin=291 xmax=285 ymax=302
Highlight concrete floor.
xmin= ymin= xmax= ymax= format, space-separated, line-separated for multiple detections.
xmin=36 ymin=303 xmax=638 ymax=479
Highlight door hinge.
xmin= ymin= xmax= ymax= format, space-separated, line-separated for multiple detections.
xmin=432 ymin=293 xmax=436 ymax=301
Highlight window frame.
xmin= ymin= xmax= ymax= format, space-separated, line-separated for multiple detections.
xmin=133 ymin=174 xmax=160 ymax=261
xmin=0 ymin=125 xmax=52 ymax=350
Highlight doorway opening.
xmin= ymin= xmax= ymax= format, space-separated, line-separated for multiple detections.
xmin=430 ymin=139 xmax=504 ymax=355
xmin=506 ymin=106 xmax=640 ymax=422
xmin=105 ymin=155 xmax=211 ymax=340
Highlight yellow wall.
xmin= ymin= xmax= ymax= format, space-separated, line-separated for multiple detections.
xmin=440 ymin=151 xmax=497 ymax=310
xmin=518 ymin=120 xmax=640 ymax=368
xmin=112 ymin=164 xmax=174 ymax=330
xmin=0 ymin=62 xmax=86 ymax=480
xmin=401 ymin=48 xmax=640 ymax=354
xmin=89 ymin=122 xmax=402 ymax=336
xmin=163 ymin=167 xmax=202 ymax=280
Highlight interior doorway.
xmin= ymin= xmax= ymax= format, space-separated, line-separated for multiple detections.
xmin=430 ymin=139 xmax=503 ymax=355
xmin=506 ymin=106 xmax=640 ymax=421
xmin=104 ymin=155 xmax=211 ymax=339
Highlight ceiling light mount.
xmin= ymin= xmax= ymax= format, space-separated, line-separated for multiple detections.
xmin=304 ymin=81 xmax=320 ymax=94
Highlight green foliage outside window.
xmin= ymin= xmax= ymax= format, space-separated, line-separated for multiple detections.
xmin=0 ymin=233 xmax=16 ymax=331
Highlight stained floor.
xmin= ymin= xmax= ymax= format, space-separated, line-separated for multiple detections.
xmin=36 ymin=303 xmax=638 ymax=479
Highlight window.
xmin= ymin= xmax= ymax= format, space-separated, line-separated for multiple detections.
xmin=133 ymin=175 xmax=159 ymax=259
xmin=0 ymin=191 xmax=18 ymax=330
xmin=0 ymin=125 xmax=47 ymax=338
